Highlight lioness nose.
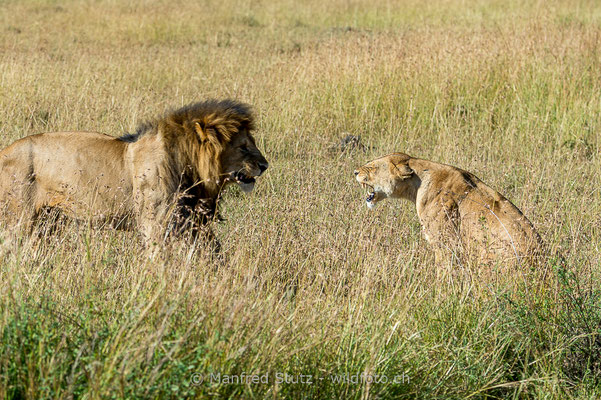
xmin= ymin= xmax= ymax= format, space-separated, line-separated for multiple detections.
xmin=354 ymin=170 xmax=359 ymax=176
xmin=258 ymin=163 xmax=268 ymax=173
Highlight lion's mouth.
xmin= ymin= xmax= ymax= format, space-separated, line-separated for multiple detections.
xmin=228 ymin=171 xmax=258 ymax=193
xmin=231 ymin=171 xmax=256 ymax=184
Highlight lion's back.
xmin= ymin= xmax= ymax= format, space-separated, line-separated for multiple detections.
xmin=0 ymin=135 xmax=41 ymax=207
xmin=0 ymin=131 xmax=133 ymax=217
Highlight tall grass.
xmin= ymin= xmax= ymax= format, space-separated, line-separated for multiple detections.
xmin=1 ymin=0 xmax=601 ymax=398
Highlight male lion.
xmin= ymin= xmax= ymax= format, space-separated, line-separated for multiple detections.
xmin=0 ymin=99 xmax=268 ymax=250
xmin=354 ymin=153 xmax=543 ymax=266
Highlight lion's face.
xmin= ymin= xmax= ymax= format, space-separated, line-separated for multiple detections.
xmin=354 ymin=153 xmax=414 ymax=209
xmin=220 ymin=129 xmax=268 ymax=193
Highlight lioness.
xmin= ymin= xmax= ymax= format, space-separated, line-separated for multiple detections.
xmin=0 ymin=99 xmax=268 ymax=249
xmin=354 ymin=153 xmax=543 ymax=265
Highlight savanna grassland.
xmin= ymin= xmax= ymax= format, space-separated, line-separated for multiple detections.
xmin=1 ymin=0 xmax=601 ymax=398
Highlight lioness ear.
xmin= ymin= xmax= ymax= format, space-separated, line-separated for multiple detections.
xmin=389 ymin=159 xmax=413 ymax=179
xmin=194 ymin=122 xmax=209 ymax=142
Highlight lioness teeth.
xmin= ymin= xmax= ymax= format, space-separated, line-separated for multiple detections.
xmin=366 ymin=192 xmax=375 ymax=202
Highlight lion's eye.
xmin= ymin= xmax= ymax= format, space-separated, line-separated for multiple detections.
xmin=240 ymin=145 xmax=249 ymax=154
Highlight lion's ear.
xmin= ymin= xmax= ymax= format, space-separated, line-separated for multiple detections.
xmin=194 ymin=122 xmax=209 ymax=142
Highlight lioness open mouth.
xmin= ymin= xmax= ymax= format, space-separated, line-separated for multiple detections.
xmin=361 ymin=183 xmax=377 ymax=205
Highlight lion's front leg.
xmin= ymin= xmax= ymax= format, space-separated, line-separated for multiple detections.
xmin=137 ymin=210 xmax=166 ymax=250
xmin=133 ymin=187 xmax=169 ymax=249
xmin=138 ymin=214 xmax=160 ymax=247
xmin=168 ymin=207 xmax=222 ymax=256
xmin=190 ymin=223 xmax=222 ymax=255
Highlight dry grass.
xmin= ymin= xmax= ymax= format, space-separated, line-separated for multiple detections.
xmin=1 ymin=0 xmax=601 ymax=398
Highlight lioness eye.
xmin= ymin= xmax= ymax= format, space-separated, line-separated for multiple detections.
xmin=240 ymin=145 xmax=249 ymax=153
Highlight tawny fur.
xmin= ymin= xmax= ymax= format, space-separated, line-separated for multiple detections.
xmin=0 ymin=99 xmax=268 ymax=248
xmin=355 ymin=153 xmax=543 ymax=266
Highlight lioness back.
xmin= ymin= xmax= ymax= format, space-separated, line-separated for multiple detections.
xmin=452 ymin=170 xmax=542 ymax=263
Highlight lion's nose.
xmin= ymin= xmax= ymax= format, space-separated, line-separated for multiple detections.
xmin=258 ymin=163 xmax=268 ymax=174
xmin=354 ymin=170 xmax=359 ymax=176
